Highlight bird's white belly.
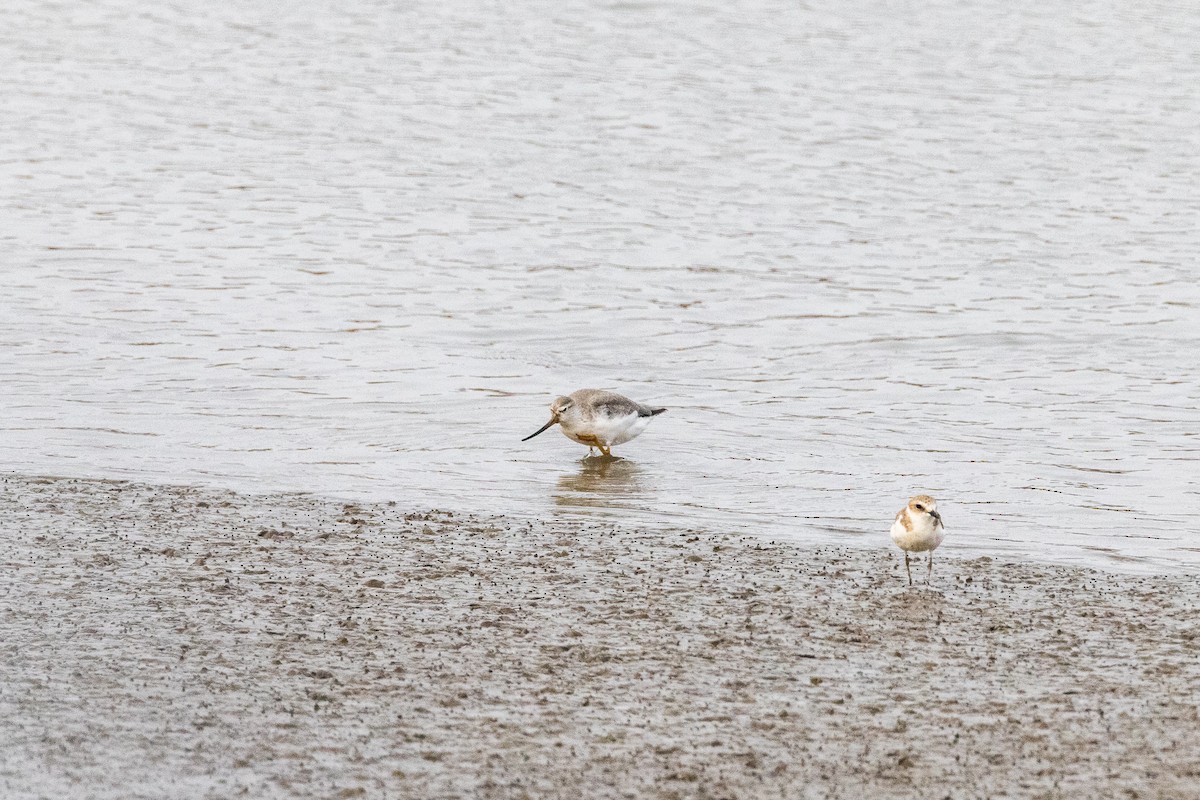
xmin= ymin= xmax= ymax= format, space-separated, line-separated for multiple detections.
xmin=890 ymin=520 xmax=944 ymax=552
xmin=561 ymin=412 xmax=644 ymax=446
xmin=609 ymin=415 xmax=651 ymax=445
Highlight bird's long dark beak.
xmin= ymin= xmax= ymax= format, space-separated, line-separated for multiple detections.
xmin=930 ymin=509 xmax=943 ymax=527
xmin=522 ymin=417 xmax=557 ymax=441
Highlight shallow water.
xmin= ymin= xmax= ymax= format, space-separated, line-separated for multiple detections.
xmin=3 ymin=0 xmax=1199 ymax=571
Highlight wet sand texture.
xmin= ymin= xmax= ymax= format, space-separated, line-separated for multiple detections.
xmin=2 ymin=475 xmax=1198 ymax=799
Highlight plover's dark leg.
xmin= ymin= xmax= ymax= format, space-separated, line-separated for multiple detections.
xmin=904 ymin=552 xmax=912 ymax=586
xmin=926 ymin=552 xmax=934 ymax=585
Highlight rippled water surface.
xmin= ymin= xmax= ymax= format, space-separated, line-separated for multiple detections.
xmin=3 ymin=0 xmax=1199 ymax=571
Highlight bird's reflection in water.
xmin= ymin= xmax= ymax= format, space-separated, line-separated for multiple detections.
xmin=554 ymin=456 xmax=647 ymax=509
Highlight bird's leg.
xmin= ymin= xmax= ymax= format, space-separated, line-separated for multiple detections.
xmin=904 ymin=552 xmax=912 ymax=586
xmin=599 ymin=443 xmax=612 ymax=457
xmin=587 ymin=446 xmax=596 ymax=457
xmin=926 ymin=552 xmax=934 ymax=585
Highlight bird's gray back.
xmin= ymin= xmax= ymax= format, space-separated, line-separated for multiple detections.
xmin=569 ymin=389 xmax=653 ymax=420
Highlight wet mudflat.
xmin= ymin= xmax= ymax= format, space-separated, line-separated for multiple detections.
xmin=3 ymin=474 xmax=1197 ymax=799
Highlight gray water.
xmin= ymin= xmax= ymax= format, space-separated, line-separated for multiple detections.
xmin=3 ymin=0 xmax=1199 ymax=571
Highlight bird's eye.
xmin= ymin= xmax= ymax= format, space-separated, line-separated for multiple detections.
xmin=914 ymin=504 xmax=924 ymax=511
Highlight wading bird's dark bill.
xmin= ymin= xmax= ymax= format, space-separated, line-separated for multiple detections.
xmin=522 ymin=419 xmax=557 ymax=441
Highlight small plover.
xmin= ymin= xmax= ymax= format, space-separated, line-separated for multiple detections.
xmin=890 ymin=494 xmax=945 ymax=586
xmin=522 ymin=389 xmax=666 ymax=457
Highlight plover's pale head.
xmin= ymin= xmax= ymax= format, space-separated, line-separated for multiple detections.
xmin=908 ymin=494 xmax=942 ymax=525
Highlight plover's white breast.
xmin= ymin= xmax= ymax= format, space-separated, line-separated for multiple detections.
xmin=890 ymin=513 xmax=944 ymax=552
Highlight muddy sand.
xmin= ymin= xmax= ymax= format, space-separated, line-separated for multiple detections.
xmin=2 ymin=474 xmax=1198 ymax=799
